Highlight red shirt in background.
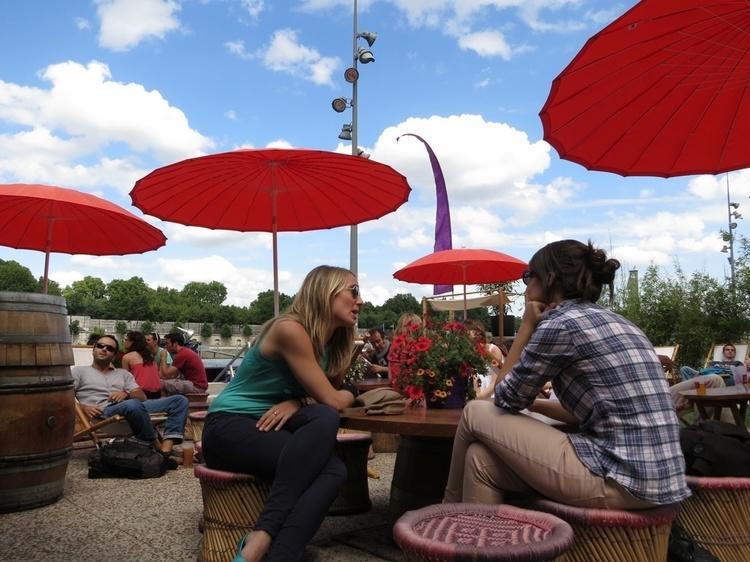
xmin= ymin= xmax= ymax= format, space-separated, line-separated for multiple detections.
xmin=172 ymin=347 xmax=208 ymax=391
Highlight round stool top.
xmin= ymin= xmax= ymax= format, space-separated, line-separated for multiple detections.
xmin=686 ymin=475 xmax=750 ymax=490
xmin=189 ymin=410 xmax=208 ymax=421
xmin=520 ymin=498 xmax=679 ymax=529
xmin=336 ymin=432 xmax=372 ymax=444
xmin=194 ymin=463 xmax=262 ymax=486
xmin=188 ymin=401 xmax=210 ymax=409
xmin=393 ymin=503 xmax=573 ymax=561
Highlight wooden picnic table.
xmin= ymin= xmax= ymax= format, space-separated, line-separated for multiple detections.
xmin=679 ymin=386 xmax=750 ymax=428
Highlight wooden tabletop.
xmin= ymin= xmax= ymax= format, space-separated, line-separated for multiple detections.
xmin=341 ymin=404 xmax=572 ymax=438
xmin=341 ymin=405 xmax=462 ymax=438
xmin=678 ymin=386 xmax=750 ymax=401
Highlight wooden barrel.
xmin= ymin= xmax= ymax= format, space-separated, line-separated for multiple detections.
xmin=388 ymin=435 xmax=454 ymax=523
xmin=0 ymin=292 xmax=75 ymax=513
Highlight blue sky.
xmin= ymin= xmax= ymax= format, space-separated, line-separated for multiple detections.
xmin=1 ymin=0 xmax=747 ymax=308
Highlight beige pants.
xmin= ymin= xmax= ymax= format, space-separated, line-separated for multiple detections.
xmin=444 ymin=400 xmax=654 ymax=509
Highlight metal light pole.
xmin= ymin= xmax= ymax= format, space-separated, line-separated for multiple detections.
xmin=332 ymin=0 xmax=376 ymax=278
xmin=350 ymin=0 xmax=359 ymax=277
xmin=721 ymin=173 xmax=742 ymax=297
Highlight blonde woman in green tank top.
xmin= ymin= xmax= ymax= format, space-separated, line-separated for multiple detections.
xmin=203 ymin=265 xmax=363 ymax=562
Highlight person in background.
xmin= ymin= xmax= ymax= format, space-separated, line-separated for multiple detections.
xmin=146 ymin=332 xmax=172 ymax=369
xmin=365 ymin=327 xmax=390 ymax=378
xmin=121 ymin=330 xmax=162 ymax=399
xmin=388 ymin=313 xmax=422 ymax=393
xmin=73 ymin=335 xmax=188 ymax=456
xmin=679 ymin=343 xmax=744 ymax=381
xmin=161 ymin=332 xmax=208 ymax=395
xmin=446 ymin=239 xmax=689 ymax=510
xmin=202 ymin=265 xmax=361 ymax=562
xmin=466 ymin=321 xmax=503 ymax=395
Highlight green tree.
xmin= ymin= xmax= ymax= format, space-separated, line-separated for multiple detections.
xmin=242 ymin=325 xmax=253 ymax=337
xmin=200 ymin=323 xmax=213 ymax=338
xmin=69 ymin=319 xmax=81 ymax=336
xmin=105 ymin=277 xmax=152 ymax=319
xmin=140 ymin=320 xmax=154 ymax=335
xmin=115 ymin=320 xmax=128 ymax=337
xmin=63 ymin=276 xmax=107 ymax=316
xmin=0 ymin=259 xmax=37 ymax=292
xmin=38 ymin=277 xmax=63 ymax=296
xmin=220 ymin=324 xmax=232 ymax=339
xmin=181 ymin=281 xmax=228 ymax=306
xmin=248 ymin=290 xmax=293 ymax=324
xmin=381 ymin=293 xmax=421 ymax=316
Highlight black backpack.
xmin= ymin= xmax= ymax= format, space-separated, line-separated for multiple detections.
xmin=88 ymin=438 xmax=169 ymax=479
xmin=680 ymin=420 xmax=750 ymax=477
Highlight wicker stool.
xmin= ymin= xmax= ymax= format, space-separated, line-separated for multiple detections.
xmin=393 ymin=503 xmax=574 ymax=562
xmin=328 ymin=432 xmax=372 ymax=515
xmin=186 ymin=392 xmax=209 ymax=403
xmin=188 ymin=410 xmax=208 ymax=442
xmin=677 ymin=476 xmax=750 ymax=562
xmin=518 ymin=498 xmax=679 ymax=562
xmin=194 ymin=464 xmax=271 ymax=562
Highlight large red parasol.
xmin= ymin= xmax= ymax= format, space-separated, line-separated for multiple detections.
xmin=130 ymin=148 xmax=411 ymax=315
xmin=393 ymin=248 xmax=527 ymax=319
xmin=0 ymin=184 xmax=166 ymax=293
xmin=540 ymin=0 xmax=750 ymax=177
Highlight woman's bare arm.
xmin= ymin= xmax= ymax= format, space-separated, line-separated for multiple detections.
xmin=264 ymin=319 xmax=354 ymax=411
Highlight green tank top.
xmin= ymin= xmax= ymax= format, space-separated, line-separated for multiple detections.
xmin=208 ymin=341 xmax=327 ymax=418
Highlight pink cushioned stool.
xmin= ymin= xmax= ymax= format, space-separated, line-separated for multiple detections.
xmin=518 ymin=498 xmax=679 ymax=562
xmin=393 ymin=503 xmax=574 ymax=562
xmin=678 ymin=476 xmax=750 ymax=562
xmin=194 ymin=464 xmax=271 ymax=562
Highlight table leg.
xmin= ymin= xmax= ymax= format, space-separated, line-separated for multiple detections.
xmin=695 ymin=402 xmax=709 ymax=421
xmin=388 ymin=435 xmax=453 ymax=523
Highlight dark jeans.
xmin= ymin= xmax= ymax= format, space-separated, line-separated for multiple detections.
xmin=202 ymin=405 xmax=345 ymax=562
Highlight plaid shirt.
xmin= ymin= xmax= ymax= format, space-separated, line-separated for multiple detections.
xmin=495 ymin=300 xmax=690 ymax=505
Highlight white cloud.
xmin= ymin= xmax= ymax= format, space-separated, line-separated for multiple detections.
xmin=458 ymin=30 xmax=512 ymax=59
xmin=75 ymin=17 xmax=91 ymax=30
xmin=241 ymin=0 xmax=265 ymax=19
xmin=156 ymin=254 xmax=289 ymax=306
xmin=260 ymin=29 xmax=340 ymax=86
xmin=225 ymin=40 xmax=252 ymax=59
xmin=164 ymin=224 xmax=270 ymax=249
xmin=96 ymin=0 xmax=181 ymax=51
xmin=0 ymin=61 xmax=212 ymax=190
xmin=372 ymin=114 xmax=557 ymax=215
xmin=224 ymin=109 xmax=237 ymax=120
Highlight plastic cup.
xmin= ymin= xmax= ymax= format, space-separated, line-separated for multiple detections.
xmin=694 ymin=381 xmax=706 ymax=395
xmin=182 ymin=443 xmax=194 ymax=468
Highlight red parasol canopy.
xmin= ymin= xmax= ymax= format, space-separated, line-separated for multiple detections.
xmin=0 ymin=183 xmax=166 ymax=292
xmin=393 ymin=248 xmax=527 ymax=318
xmin=130 ymin=148 xmax=412 ymax=315
xmin=540 ymin=0 xmax=750 ymax=177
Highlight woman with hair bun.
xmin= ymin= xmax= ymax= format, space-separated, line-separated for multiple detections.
xmin=446 ymin=240 xmax=689 ymax=509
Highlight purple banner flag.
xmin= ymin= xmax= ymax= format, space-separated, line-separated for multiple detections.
xmin=398 ymin=133 xmax=453 ymax=294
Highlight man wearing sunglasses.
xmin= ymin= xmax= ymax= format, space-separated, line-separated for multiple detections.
xmin=72 ymin=335 xmax=189 ymax=455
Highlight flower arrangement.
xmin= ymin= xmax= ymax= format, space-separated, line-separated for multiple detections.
xmin=389 ymin=320 xmax=489 ymax=406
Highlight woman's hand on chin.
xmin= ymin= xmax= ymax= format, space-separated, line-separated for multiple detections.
xmin=522 ymin=299 xmax=551 ymax=329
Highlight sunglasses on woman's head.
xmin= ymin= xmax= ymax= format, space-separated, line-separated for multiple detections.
xmin=95 ymin=343 xmax=117 ymax=353
xmin=347 ymin=285 xmax=360 ymax=299
xmin=521 ymin=270 xmax=535 ymax=285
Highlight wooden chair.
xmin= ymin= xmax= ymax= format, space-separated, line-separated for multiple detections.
xmin=654 ymin=345 xmax=680 ymax=385
xmin=73 ymin=401 xmax=169 ymax=449
xmin=73 ymin=401 xmax=129 ymax=449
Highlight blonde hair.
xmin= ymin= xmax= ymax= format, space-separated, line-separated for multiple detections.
xmin=395 ymin=312 xmax=422 ymax=336
xmin=256 ymin=265 xmax=355 ymax=380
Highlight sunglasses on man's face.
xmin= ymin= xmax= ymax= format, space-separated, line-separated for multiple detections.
xmin=347 ymin=285 xmax=360 ymax=299
xmin=521 ymin=270 xmax=535 ymax=286
xmin=95 ymin=342 xmax=117 ymax=353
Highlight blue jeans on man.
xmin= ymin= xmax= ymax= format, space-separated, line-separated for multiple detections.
xmin=101 ymin=395 xmax=189 ymax=444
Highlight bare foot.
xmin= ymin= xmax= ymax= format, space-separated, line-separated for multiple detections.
xmin=240 ymin=530 xmax=272 ymax=562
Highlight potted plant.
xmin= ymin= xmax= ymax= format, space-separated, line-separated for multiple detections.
xmin=390 ymin=320 xmax=489 ymax=408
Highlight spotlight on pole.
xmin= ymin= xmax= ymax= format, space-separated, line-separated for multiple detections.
xmin=338 ymin=123 xmax=353 ymax=141
xmin=357 ymin=31 xmax=377 ymax=46
xmin=357 ymin=47 xmax=375 ymax=64
xmin=331 ymin=97 xmax=349 ymax=113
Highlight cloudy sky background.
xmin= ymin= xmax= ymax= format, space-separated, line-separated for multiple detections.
xmin=1 ymin=0 xmax=748 ymax=308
